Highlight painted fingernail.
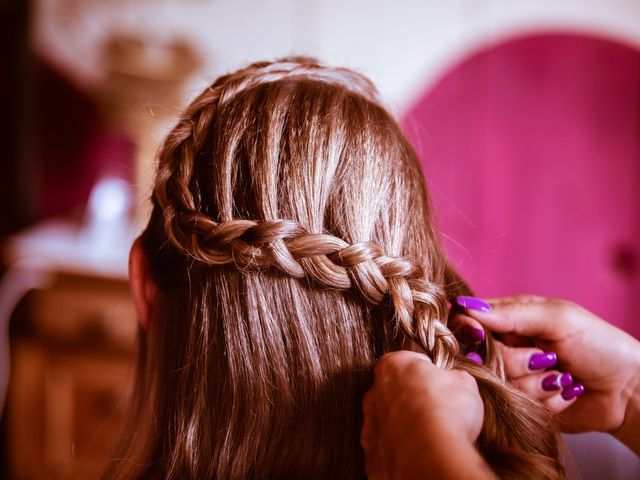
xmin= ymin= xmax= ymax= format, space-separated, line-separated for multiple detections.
xmin=558 ymin=372 xmax=573 ymax=388
xmin=462 ymin=325 xmax=486 ymax=343
xmin=456 ymin=296 xmax=491 ymax=312
xmin=561 ymin=383 xmax=585 ymax=401
xmin=542 ymin=372 xmax=573 ymax=391
xmin=528 ymin=351 xmax=557 ymax=370
xmin=466 ymin=352 xmax=483 ymax=365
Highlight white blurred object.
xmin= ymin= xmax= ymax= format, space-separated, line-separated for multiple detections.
xmin=83 ymin=177 xmax=134 ymax=258
xmin=88 ymin=177 xmax=130 ymax=222
xmin=4 ymin=178 xmax=137 ymax=279
xmin=3 ymin=220 xmax=132 ymax=280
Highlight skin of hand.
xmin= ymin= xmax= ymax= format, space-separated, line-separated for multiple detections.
xmin=360 ymin=351 xmax=496 ymax=480
xmin=453 ymin=295 xmax=640 ymax=454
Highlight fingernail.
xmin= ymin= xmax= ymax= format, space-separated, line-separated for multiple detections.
xmin=466 ymin=352 xmax=483 ymax=365
xmin=462 ymin=325 xmax=485 ymax=343
xmin=561 ymin=383 xmax=585 ymax=401
xmin=456 ymin=296 xmax=491 ymax=312
xmin=558 ymin=372 xmax=573 ymax=388
xmin=528 ymin=351 xmax=557 ymax=370
xmin=542 ymin=372 xmax=573 ymax=391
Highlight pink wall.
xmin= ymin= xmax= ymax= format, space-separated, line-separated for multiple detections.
xmin=403 ymin=33 xmax=640 ymax=338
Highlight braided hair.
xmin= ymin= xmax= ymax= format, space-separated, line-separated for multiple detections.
xmin=107 ymin=57 xmax=564 ymax=479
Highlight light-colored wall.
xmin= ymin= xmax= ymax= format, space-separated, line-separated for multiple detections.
xmin=34 ymin=0 xmax=640 ymax=112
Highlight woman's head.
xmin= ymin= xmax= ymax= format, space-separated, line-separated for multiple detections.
xmin=113 ymin=58 xmax=563 ymax=479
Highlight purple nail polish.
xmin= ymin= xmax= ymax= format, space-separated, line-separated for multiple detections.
xmin=542 ymin=374 xmax=562 ymax=391
xmin=558 ymin=372 xmax=573 ymax=388
xmin=463 ymin=325 xmax=486 ymax=343
xmin=561 ymin=383 xmax=585 ymax=401
xmin=456 ymin=296 xmax=491 ymax=312
xmin=528 ymin=351 xmax=557 ymax=370
xmin=466 ymin=352 xmax=483 ymax=365
xmin=541 ymin=372 xmax=573 ymax=391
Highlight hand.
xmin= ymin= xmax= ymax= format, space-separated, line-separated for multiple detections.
xmin=453 ymin=295 xmax=640 ymax=453
xmin=452 ymin=295 xmax=581 ymax=415
xmin=361 ymin=351 xmax=493 ymax=479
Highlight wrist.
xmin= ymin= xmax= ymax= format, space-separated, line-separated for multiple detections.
xmin=613 ymin=349 xmax=640 ymax=455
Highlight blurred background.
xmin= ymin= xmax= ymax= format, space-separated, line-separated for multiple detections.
xmin=0 ymin=0 xmax=638 ymax=478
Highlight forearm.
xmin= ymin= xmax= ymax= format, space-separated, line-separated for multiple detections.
xmin=614 ymin=368 xmax=640 ymax=455
xmin=393 ymin=422 xmax=496 ymax=480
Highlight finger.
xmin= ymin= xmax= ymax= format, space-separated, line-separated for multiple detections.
xmin=361 ymin=389 xmax=390 ymax=480
xmin=483 ymin=295 xmax=548 ymax=305
xmin=510 ymin=370 xmax=573 ymax=401
xmin=450 ymin=313 xmax=540 ymax=358
xmin=497 ymin=343 xmax=558 ymax=379
xmin=554 ymin=386 xmax=595 ymax=433
xmin=360 ymin=391 xmax=377 ymax=452
xmin=543 ymin=391 xmax=578 ymax=414
xmin=455 ymin=295 xmax=565 ymax=340
xmin=373 ymin=351 xmax=434 ymax=394
xmin=376 ymin=350 xmax=433 ymax=372
xmin=495 ymin=332 xmax=534 ymax=348
xmin=449 ymin=313 xmax=486 ymax=345
xmin=450 ymin=311 xmax=535 ymax=348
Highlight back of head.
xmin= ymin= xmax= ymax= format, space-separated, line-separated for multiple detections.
xmin=108 ymin=58 xmax=564 ymax=479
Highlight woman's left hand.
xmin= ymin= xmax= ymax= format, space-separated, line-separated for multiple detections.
xmin=452 ymin=296 xmax=580 ymax=415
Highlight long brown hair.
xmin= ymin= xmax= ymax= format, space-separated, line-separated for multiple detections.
xmin=106 ymin=57 xmax=564 ymax=479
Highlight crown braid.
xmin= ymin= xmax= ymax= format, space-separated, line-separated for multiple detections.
xmin=154 ymin=57 xmax=380 ymax=224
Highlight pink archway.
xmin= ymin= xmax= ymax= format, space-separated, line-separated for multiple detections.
xmin=403 ymin=33 xmax=640 ymax=338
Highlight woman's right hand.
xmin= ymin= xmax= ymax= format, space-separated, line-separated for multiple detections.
xmin=455 ymin=295 xmax=640 ymax=454
xmin=361 ymin=350 xmax=493 ymax=479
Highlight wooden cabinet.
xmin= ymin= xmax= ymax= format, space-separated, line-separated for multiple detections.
xmin=5 ymin=272 xmax=137 ymax=479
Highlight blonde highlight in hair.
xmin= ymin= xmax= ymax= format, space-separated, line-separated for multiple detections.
xmin=106 ymin=57 xmax=564 ymax=479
